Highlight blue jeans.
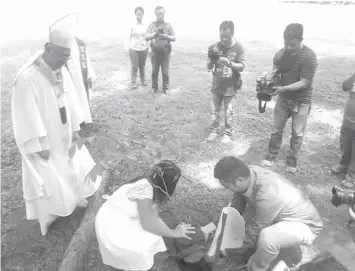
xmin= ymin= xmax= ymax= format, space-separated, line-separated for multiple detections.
xmin=267 ymin=96 xmax=311 ymax=165
xmin=339 ymin=126 xmax=355 ymax=183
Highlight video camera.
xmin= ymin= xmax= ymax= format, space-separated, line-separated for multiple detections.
xmin=208 ymin=43 xmax=227 ymax=63
xmin=332 ymin=185 xmax=355 ymax=226
xmin=255 ymin=72 xmax=281 ymax=113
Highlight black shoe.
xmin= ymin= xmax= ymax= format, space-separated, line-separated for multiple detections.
xmin=142 ymin=82 xmax=148 ymax=86
xmin=163 ymin=88 xmax=168 ymax=94
xmin=152 ymin=88 xmax=158 ymax=93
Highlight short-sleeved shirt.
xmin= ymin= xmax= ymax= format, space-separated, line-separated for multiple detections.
xmin=242 ymin=165 xmax=323 ymax=248
xmin=342 ymin=73 xmax=355 ymax=130
xmin=274 ymin=45 xmax=318 ymax=104
xmin=209 ymin=41 xmax=245 ymax=96
xmin=146 ymin=21 xmax=175 ymax=48
xmin=128 ymin=22 xmax=149 ymax=51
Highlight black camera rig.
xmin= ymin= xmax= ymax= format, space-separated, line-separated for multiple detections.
xmin=255 ymin=72 xmax=281 ymax=113
xmin=332 ymin=185 xmax=355 ymax=227
xmin=208 ymin=43 xmax=227 ymax=63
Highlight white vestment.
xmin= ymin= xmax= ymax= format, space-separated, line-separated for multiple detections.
xmin=11 ymin=56 xmax=101 ymax=235
xmin=66 ymin=38 xmax=96 ymax=124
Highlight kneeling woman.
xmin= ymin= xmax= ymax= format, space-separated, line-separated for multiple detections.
xmin=95 ymin=160 xmax=195 ymax=270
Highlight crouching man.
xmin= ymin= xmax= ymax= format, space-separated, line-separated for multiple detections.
xmin=214 ymin=156 xmax=323 ymax=271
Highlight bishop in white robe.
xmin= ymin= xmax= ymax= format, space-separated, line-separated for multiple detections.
xmin=11 ymin=29 xmax=101 ymax=236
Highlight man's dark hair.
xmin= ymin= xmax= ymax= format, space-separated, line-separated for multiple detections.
xmin=283 ymin=23 xmax=303 ymax=41
xmin=219 ymin=21 xmax=234 ymax=34
xmin=214 ymin=156 xmax=250 ymax=182
xmin=135 ymin=6 xmax=144 ymax=14
xmin=155 ymin=6 xmax=165 ymax=12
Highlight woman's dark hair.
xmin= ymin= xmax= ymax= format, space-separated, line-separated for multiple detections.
xmin=135 ymin=6 xmax=144 ymax=14
xmin=220 ymin=20 xmax=234 ymax=34
xmin=127 ymin=160 xmax=181 ymax=204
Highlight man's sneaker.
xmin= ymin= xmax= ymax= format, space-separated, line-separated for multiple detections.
xmin=330 ymin=164 xmax=348 ymax=175
xmin=152 ymin=88 xmax=158 ymax=93
xmin=131 ymin=83 xmax=137 ymax=90
xmin=341 ymin=179 xmax=355 ymax=189
xmin=286 ymin=161 xmax=297 ymax=173
xmin=261 ymin=156 xmax=275 ymax=167
xmin=163 ymin=88 xmax=168 ymax=94
xmin=221 ymin=134 xmax=232 ymax=144
xmin=142 ymin=82 xmax=148 ymax=86
xmin=207 ymin=132 xmax=218 ymax=141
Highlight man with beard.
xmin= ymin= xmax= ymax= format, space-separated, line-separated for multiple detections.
xmin=261 ymin=23 xmax=318 ymax=173
xmin=145 ymin=6 xmax=176 ymax=94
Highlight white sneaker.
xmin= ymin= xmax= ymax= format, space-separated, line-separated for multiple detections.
xmin=261 ymin=156 xmax=275 ymax=167
xmin=221 ymin=134 xmax=232 ymax=144
xmin=207 ymin=132 xmax=218 ymax=141
xmin=286 ymin=165 xmax=297 ymax=173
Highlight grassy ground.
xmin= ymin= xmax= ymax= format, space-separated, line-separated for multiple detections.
xmin=2 ymin=4 xmax=355 ymax=271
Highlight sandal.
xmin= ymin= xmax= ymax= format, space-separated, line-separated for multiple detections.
xmin=330 ymin=164 xmax=348 ymax=175
xmin=340 ymin=179 xmax=355 ymax=189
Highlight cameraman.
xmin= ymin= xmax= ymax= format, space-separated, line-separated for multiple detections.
xmin=206 ymin=21 xmax=245 ymax=144
xmin=261 ymin=24 xmax=318 ymax=173
xmin=331 ymin=72 xmax=355 ymax=189
xmin=145 ymin=6 xmax=175 ymax=94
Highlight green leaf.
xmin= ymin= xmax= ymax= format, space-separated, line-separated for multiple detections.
xmin=149 ymin=134 xmax=159 ymax=142
xmin=87 ymin=163 xmax=104 ymax=184
xmin=68 ymin=145 xmax=76 ymax=159
xmin=77 ymin=138 xmax=85 ymax=150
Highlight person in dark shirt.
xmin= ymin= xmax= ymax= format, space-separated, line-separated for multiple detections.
xmin=330 ymin=72 xmax=355 ymax=188
xmin=261 ymin=23 xmax=318 ymax=173
xmin=206 ymin=21 xmax=245 ymax=144
xmin=214 ymin=156 xmax=323 ymax=271
xmin=145 ymin=6 xmax=175 ymax=94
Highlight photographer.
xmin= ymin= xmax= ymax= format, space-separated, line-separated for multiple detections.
xmin=145 ymin=6 xmax=175 ymax=94
xmin=261 ymin=23 xmax=318 ymax=173
xmin=206 ymin=21 xmax=245 ymax=144
xmin=331 ymin=72 xmax=355 ymax=189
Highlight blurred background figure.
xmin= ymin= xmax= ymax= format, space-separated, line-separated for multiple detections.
xmin=124 ymin=6 xmax=149 ymax=90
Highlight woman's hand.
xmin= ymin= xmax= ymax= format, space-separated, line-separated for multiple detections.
xmin=174 ymin=223 xmax=195 ymax=240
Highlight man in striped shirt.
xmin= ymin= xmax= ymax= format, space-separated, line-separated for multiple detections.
xmin=261 ymin=23 xmax=318 ymax=173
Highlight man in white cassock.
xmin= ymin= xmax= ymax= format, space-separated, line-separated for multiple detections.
xmin=11 ymin=28 xmax=101 ymax=236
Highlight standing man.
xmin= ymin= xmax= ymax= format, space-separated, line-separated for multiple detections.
xmin=206 ymin=21 xmax=245 ymax=144
xmin=11 ymin=27 xmax=100 ymax=236
xmin=145 ymin=6 xmax=176 ymax=94
xmin=214 ymin=156 xmax=323 ymax=271
xmin=261 ymin=23 xmax=318 ymax=173
xmin=330 ymin=72 xmax=355 ymax=188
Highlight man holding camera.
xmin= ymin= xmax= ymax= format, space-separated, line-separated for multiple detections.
xmin=261 ymin=23 xmax=318 ymax=173
xmin=145 ymin=6 xmax=175 ymax=94
xmin=206 ymin=21 xmax=245 ymax=144
xmin=331 ymin=72 xmax=355 ymax=189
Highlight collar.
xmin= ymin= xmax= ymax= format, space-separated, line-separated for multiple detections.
xmin=242 ymin=168 xmax=256 ymax=199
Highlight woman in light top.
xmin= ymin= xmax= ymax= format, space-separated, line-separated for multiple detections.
xmin=95 ymin=160 xmax=195 ymax=270
xmin=125 ymin=6 xmax=149 ymax=90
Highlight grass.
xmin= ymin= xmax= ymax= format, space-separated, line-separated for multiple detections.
xmin=2 ymin=3 xmax=355 ymax=271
